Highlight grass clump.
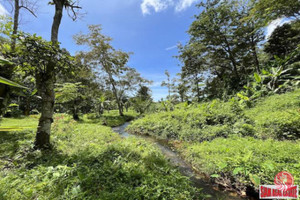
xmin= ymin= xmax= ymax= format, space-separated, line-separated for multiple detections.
xmin=0 ymin=116 xmax=200 ymax=200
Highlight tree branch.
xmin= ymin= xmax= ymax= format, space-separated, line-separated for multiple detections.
xmin=19 ymin=5 xmax=37 ymax=17
xmin=65 ymin=2 xmax=82 ymax=21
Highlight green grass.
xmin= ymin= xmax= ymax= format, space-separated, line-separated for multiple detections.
xmin=244 ymin=90 xmax=300 ymax=140
xmin=0 ymin=115 xmax=38 ymax=131
xmin=0 ymin=116 xmax=201 ymax=200
xmin=177 ymin=136 xmax=300 ymax=193
xmin=127 ymin=89 xmax=300 ymax=195
xmin=83 ymin=110 xmax=138 ymax=127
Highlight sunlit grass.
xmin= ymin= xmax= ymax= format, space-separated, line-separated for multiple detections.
xmin=0 ymin=113 xmax=200 ymax=200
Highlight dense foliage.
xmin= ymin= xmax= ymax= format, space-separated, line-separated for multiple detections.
xmin=127 ymin=90 xmax=300 ymax=194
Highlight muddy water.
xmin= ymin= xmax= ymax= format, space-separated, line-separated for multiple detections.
xmin=113 ymin=122 xmax=258 ymax=200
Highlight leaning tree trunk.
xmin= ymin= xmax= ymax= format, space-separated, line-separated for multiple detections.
xmin=35 ymin=0 xmax=63 ymax=149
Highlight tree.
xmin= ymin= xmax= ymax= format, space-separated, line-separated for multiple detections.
xmin=265 ymin=20 xmax=300 ymax=59
xmin=249 ymin=0 xmax=300 ymax=25
xmin=178 ymin=44 xmax=206 ymax=101
xmin=131 ymin=85 xmax=152 ymax=114
xmin=55 ymin=82 xmax=83 ymax=120
xmin=4 ymin=0 xmax=38 ymax=50
xmin=161 ymin=70 xmax=173 ymax=100
xmin=29 ymin=0 xmax=81 ymax=149
xmin=178 ymin=0 xmax=264 ymax=99
xmin=17 ymin=34 xmax=75 ymax=149
xmin=74 ymin=25 xmax=149 ymax=116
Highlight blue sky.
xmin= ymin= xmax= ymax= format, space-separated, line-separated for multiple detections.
xmin=0 ymin=0 xmax=203 ymax=101
xmin=0 ymin=0 xmax=286 ymax=100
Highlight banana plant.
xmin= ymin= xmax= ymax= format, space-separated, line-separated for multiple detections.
xmin=262 ymin=66 xmax=293 ymax=92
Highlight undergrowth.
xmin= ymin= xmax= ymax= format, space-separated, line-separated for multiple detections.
xmin=127 ymin=89 xmax=300 ymax=195
xmin=0 ymin=116 xmax=201 ymax=200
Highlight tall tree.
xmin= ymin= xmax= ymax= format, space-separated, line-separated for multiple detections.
xmin=249 ymin=0 xmax=300 ymax=25
xmin=34 ymin=0 xmax=80 ymax=149
xmin=7 ymin=0 xmax=38 ymax=50
xmin=74 ymin=25 xmax=137 ymax=116
xmin=265 ymin=20 xmax=300 ymax=58
xmin=179 ymin=0 xmax=264 ymax=99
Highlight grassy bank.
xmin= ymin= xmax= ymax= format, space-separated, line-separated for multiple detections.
xmin=0 ymin=116 xmax=201 ymax=199
xmin=127 ymin=90 xmax=300 ymax=194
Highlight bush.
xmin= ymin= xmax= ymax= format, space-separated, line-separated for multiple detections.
xmin=127 ymin=100 xmax=246 ymax=141
xmin=129 ymin=89 xmax=300 ymax=141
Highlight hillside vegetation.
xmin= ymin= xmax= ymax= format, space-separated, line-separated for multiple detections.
xmin=127 ymin=90 xmax=300 ymax=194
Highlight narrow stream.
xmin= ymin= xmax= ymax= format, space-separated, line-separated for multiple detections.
xmin=113 ymin=122 xmax=258 ymax=200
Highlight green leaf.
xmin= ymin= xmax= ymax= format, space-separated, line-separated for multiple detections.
xmin=0 ymin=57 xmax=12 ymax=65
xmin=233 ymin=167 xmax=244 ymax=175
xmin=31 ymin=89 xmax=38 ymax=96
xmin=254 ymin=73 xmax=261 ymax=83
xmin=211 ymin=174 xmax=220 ymax=178
xmin=218 ymin=162 xmax=227 ymax=169
xmin=0 ymin=76 xmax=28 ymax=89
xmin=249 ymin=174 xmax=260 ymax=186
xmin=237 ymin=93 xmax=249 ymax=101
xmin=262 ymin=69 xmax=269 ymax=75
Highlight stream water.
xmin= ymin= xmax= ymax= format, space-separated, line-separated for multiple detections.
xmin=113 ymin=122 xmax=258 ymax=200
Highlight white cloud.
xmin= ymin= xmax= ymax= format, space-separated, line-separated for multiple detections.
xmin=141 ymin=0 xmax=199 ymax=15
xmin=0 ymin=3 xmax=8 ymax=16
xmin=175 ymin=0 xmax=198 ymax=12
xmin=141 ymin=0 xmax=173 ymax=15
xmin=265 ymin=18 xmax=285 ymax=39
xmin=165 ymin=45 xmax=177 ymax=51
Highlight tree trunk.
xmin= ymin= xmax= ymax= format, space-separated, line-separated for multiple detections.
xmin=51 ymin=0 xmax=63 ymax=44
xmin=24 ymin=98 xmax=30 ymax=116
xmin=223 ymin=35 xmax=240 ymax=80
xmin=251 ymin=35 xmax=260 ymax=73
xmin=35 ymin=70 xmax=55 ymax=149
xmin=73 ymin=113 xmax=79 ymax=121
xmin=11 ymin=0 xmax=20 ymax=50
xmin=108 ymin=72 xmax=123 ymax=116
xmin=35 ymin=0 xmax=63 ymax=149
xmin=99 ymin=104 xmax=104 ymax=115
xmin=195 ymin=75 xmax=201 ymax=103
xmin=72 ymin=104 xmax=79 ymax=120
xmin=116 ymin=99 xmax=124 ymax=116
xmin=0 ymin=85 xmax=9 ymax=116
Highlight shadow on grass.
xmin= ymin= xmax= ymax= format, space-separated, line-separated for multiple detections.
xmin=0 ymin=140 xmax=191 ymax=199
xmin=0 ymin=130 xmax=33 ymax=160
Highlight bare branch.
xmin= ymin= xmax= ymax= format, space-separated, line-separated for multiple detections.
xmin=65 ymin=1 xmax=82 ymax=21
xmin=19 ymin=5 xmax=37 ymax=17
